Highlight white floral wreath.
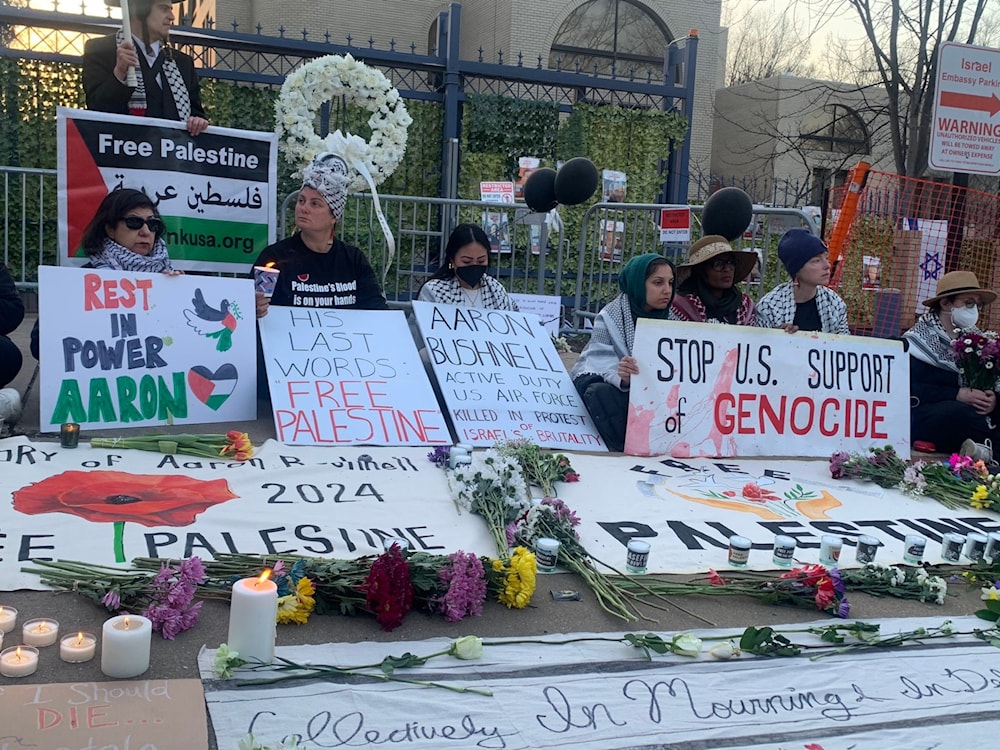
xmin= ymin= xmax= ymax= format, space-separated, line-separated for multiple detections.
xmin=275 ymin=53 xmax=411 ymax=192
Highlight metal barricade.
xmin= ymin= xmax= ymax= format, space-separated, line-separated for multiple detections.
xmin=1 ymin=166 xmax=58 ymax=291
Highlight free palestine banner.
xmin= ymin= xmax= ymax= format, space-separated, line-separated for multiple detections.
xmin=56 ymin=107 xmax=277 ymax=272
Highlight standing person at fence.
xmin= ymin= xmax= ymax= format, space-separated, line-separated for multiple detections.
xmin=671 ymin=235 xmax=757 ymax=325
xmin=571 ymin=254 xmax=675 ymax=452
xmin=83 ymin=0 xmax=209 ymax=136
xmin=755 ymin=228 xmax=849 ymax=335
xmin=903 ymin=271 xmax=1000 ymax=455
xmin=417 ymin=224 xmax=518 ymax=311
xmin=253 ymin=152 xmax=388 ymax=318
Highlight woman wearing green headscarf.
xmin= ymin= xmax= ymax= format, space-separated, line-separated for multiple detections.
xmin=571 ymin=254 xmax=676 ymax=451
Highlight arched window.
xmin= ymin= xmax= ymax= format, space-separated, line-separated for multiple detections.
xmin=548 ymin=0 xmax=673 ymax=80
xmin=800 ymin=105 xmax=870 ymax=155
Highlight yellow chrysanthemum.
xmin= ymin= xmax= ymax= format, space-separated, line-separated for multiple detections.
xmin=276 ymin=577 xmax=316 ymax=625
xmin=496 ymin=547 xmax=536 ymax=609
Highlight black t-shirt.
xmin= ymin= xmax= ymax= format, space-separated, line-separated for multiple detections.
xmin=252 ymin=233 xmax=388 ymax=310
xmin=793 ymin=296 xmax=822 ymax=332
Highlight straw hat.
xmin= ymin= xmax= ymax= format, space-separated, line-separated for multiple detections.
xmin=921 ymin=270 xmax=998 ymax=307
xmin=676 ymin=234 xmax=757 ymax=287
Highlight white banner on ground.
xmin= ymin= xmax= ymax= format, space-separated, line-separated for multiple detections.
xmin=38 ymin=266 xmax=257 ymax=431
xmin=413 ymin=301 xmax=606 ymax=451
xmin=626 ymin=319 xmax=910 ymax=458
xmin=57 ymin=107 xmax=277 ymax=272
xmin=201 ymin=616 xmax=1000 ymax=750
xmin=259 ymin=307 xmax=450 ymax=446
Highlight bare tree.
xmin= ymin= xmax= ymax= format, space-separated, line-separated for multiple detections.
xmin=822 ymin=0 xmax=992 ymax=177
xmin=724 ymin=6 xmax=817 ymax=86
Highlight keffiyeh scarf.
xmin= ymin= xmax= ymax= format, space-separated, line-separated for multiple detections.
xmin=91 ymin=236 xmax=174 ymax=273
xmin=120 ymin=30 xmax=191 ymax=121
xmin=903 ymin=311 xmax=959 ymax=373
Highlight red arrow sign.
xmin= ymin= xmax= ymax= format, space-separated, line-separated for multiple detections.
xmin=940 ymin=90 xmax=1000 ymax=116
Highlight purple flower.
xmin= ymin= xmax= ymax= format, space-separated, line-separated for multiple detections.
xmin=436 ymin=551 xmax=487 ymax=622
xmin=178 ymin=556 xmax=206 ymax=585
xmin=542 ymin=497 xmax=581 ymax=527
xmin=427 ymin=445 xmax=451 ymax=468
xmin=101 ymin=590 xmax=121 ymax=611
xmin=836 ymin=597 xmax=851 ymax=619
xmin=829 ymin=452 xmax=849 ymax=479
xmin=505 ymin=522 xmax=517 ymax=547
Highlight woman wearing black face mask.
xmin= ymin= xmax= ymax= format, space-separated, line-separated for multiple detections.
xmin=418 ymin=224 xmax=518 ymax=310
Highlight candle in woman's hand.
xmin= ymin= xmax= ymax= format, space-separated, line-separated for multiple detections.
xmin=227 ymin=570 xmax=278 ymax=664
xmin=0 ymin=606 xmax=16 ymax=634
xmin=0 ymin=646 xmax=39 ymax=677
xmin=101 ymin=615 xmax=151 ymax=679
xmin=22 ymin=618 xmax=59 ymax=647
xmin=60 ymin=632 xmax=97 ymax=663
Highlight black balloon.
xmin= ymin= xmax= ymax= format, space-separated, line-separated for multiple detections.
xmin=701 ymin=187 xmax=753 ymax=241
xmin=554 ymin=157 xmax=599 ymax=206
xmin=523 ymin=167 xmax=558 ymax=212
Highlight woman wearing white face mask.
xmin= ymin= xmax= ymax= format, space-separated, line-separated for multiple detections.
xmin=903 ymin=271 xmax=1000 ymax=454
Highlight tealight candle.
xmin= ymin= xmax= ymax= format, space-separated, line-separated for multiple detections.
xmin=101 ymin=615 xmax=152 ymax=678
xmin=0 ymin=645 xmax=39 ymax=677
xmin=60 ymin=632 xmax=97 ymax=663
xmin=0 ymin=606 xmax=16 ymax=634
xmin=22 ymin=618 xmax=59 ymax=647
xmin=60 ymin=422 xmax=80 ymax=448
xmin=252 ymin=265 xmax=280 ymax=297
xmin=227 ymin=571 xmax=278 ymax=664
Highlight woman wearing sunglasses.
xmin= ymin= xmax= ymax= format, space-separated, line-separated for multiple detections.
xmin=82 ymin=188 xmax=180 ymax=274
xmin=671 ymin=235 xmax=757 ymax=325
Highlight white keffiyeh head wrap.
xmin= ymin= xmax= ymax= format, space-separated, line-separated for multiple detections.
xmin=301 ymin=152 xmax=350 ymax=222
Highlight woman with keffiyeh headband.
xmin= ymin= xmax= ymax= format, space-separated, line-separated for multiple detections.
xmin=83 ymin=0 xmax=208 ymax=136
xmin=570 ymin=254 xmax=676 ymax=452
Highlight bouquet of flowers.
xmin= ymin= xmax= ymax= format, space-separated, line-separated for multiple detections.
xmin=447 ymin=449 xmax=530 ymax=557
xmin=496 ymin=439 xmax=580 ymax=497
xmin=91 ymin=431 xmax=254 ymax=461
xmin=952 ymin=329 xmax=1000 ymax=391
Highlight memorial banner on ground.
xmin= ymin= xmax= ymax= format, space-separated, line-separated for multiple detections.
xmin=3 ymin=438 xmax=1000 ymax=588
xmin=202 ymin=617 xmax=999 ymax=750
xmin=38 ymin=266 xmax=257 ymax=431
xmin=258 ymin=307 xmax=450 ymax=446
xmin=57 ymin=107 xmax=278 ymax=272
xmin=626 ymin=319 xmax=909 ymax=458
xmin=412 ymin=301 xmax=605 ymax=451
xmin=0 ymin=679 xmax=208 ymax=749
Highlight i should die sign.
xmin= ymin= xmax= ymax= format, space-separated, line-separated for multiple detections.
xmin=625 ymin=320 xmax=908 ymax=458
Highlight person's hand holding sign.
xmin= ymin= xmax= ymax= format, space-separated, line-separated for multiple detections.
xmin=618 ymin=355 xmax=639 ymax=388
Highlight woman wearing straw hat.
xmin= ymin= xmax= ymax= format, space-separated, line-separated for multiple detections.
xmin=902 ymin=270 xmax=1000 ymax=455
xmin=571 ymin=253 xmax=676 ymax=452
xmin=755 ymin=228 xmax=849 ymax=334
xmin=671 ymin=235 xmax=757 ymax=325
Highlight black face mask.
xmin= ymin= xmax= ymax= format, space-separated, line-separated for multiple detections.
xmin=455 ymin=265 xmax=488 ymax=288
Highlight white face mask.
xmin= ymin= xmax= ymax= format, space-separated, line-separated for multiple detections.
xmin=950 ymin=304 xmax=979 ymax=330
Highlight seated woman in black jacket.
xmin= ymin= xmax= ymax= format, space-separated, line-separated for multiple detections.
xmin=902 ymin=271 xmax=1000 ymax=454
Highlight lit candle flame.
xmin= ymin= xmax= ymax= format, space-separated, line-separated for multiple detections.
xmin=123 ymin=616 xmax=131 ymax=630
xmin=15 ymin=646 xmax=22 ymax=662
xmin=265 ymin=262 xmax=276 ymax=269
xmin=256 ymin=570 xmax=272 ymax=586
xmin=35 ymin=622 xmax=48 ymax=633
xmin=77 ymin=632 xmax=85 ymax=646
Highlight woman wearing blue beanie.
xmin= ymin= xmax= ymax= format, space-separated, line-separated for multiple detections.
xmin=755 ymin=228 xmax=849 ymax=334
xmin=571 ymin=253 xmax=676 ymax=451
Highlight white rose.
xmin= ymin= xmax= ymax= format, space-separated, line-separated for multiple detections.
xmin=709 ymin=640 xmax=741 ymax=660
xmin=671 ymin=633 xmax=703 ymax=657
xmin=450 ymin=635 xmax=484 ymax=660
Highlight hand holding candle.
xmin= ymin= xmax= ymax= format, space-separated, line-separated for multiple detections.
xmin=101 ymin=614 xmax=151 ymax=678
xmin=227 ymin=570 xmax=278 ymax=664
xmin=253 ymin=264 xmax=280 ymax=298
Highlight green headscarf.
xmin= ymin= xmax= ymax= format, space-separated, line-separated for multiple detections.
xmin=617 ymin=253 xmax=676 ymax=320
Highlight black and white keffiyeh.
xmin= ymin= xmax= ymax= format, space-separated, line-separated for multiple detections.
xmin=903 ymin=311 xmax=960 ymax=373
xmin=754 ymin=282 xmax=849 ymax=334
xmin=418 ymin=275 xmax=517 ymax=311
xmin=91 ymin=236 xmax=174 ymax=273
xmin=302 ymin=153 xmax=350 ymax=221
xmin=119 ymin=30 xmax=191 ymax=121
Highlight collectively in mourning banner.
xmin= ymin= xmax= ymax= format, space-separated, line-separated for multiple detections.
xmin=258 ymin=307 xmax=450 ymax=446
xmin=201 ymin=617 xmax=1000 ymax=750
xmin=57 ymin=107 xmax=278 ymax=272
xmin=38 ymin=266 xmax=257 ymax=431
xmin=412 ymin=301 xmax=606 ymax=451
xmin=5 ymin=437 xmax=1000 ymax=589
xmin=626 ymin=320 xmax=910 ymax=458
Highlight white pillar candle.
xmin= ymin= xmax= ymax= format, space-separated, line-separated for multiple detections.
xmin=227 ymin=572 xmax=278 ymax=664
xmin=101 ymin=615 xmax=151 ymax=679
xmin=22 ymin=618 xmax=59 ymax=647
xmin=0 ymin=606 xmax=16 ymax=634
xmin=60 ymin=632 xmax=97 ymax=663
xmin=0 ymin=646 xmax=39 ymax=677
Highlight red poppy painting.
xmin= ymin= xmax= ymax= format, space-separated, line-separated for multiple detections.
xmin=13 ymin=471 xmax=238 ymax=562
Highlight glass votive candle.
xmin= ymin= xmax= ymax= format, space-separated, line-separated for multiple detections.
xmin=22 ymin=618 xmax=59 ymax=647
xmin=60 ymin=632 xmax=97 ymax=663
xmin=772 ymin=535 xmax=796 ymax=567
xmin=728 ymin=535 xmax=752 ymax=567
xmin=535 ymin=538 xmax=560 ymax=573
xmin=941 ymin=532 xmax=965 ymax=563
xmin=986 ymin=532 xmax=1000 ymax=562
xmin=626 ymin=539 xmax=651 ymax=574
xmin=0 ymin=645 xmax=39 ymax=677
xmin=60 ymin=422 xmax=80 ymax=448
xmin=964 ymin=532 xmax=988 ymax=562
xmin=903 ymin=534 xmax=927 ymax=564
xmin=382 ymin=537 xmax=410 ymax=552
xmin=0 ymin=606 xmax=16 ymax=634
xmin=855 ymin=535 xmax=880 ymax=564
xmin=252 ymin=265 xmax=280 ymax=297
xmin=819 ymin=535 xmax=843 ymax=566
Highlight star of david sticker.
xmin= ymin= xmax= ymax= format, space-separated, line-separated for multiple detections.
xmin=919 ymin=252 xmax=942 ymax=281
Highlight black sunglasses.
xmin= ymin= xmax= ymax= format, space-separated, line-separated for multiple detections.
xmin=120 ymin=216 xmax=164 ymax=234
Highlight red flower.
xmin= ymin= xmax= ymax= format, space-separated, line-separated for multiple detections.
xmin=707 ymin=569 xmax=727 ymax=586
xmin=13 ymin=471 xmax=237 ymax=527
xmin=564 ymin=472 xmax=581 ymax=483
xmin=780 ymin=563 xmax=828 ymax=587
xmin=742 ymin=482 xmax=780 ymax=502
xmin=362 ymin=546 xmax=414 ymax=631
xmin=723 ymin=490 xmax=736 ymax=497
xmin=813 ymin=576 xmax=836 ymax=609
